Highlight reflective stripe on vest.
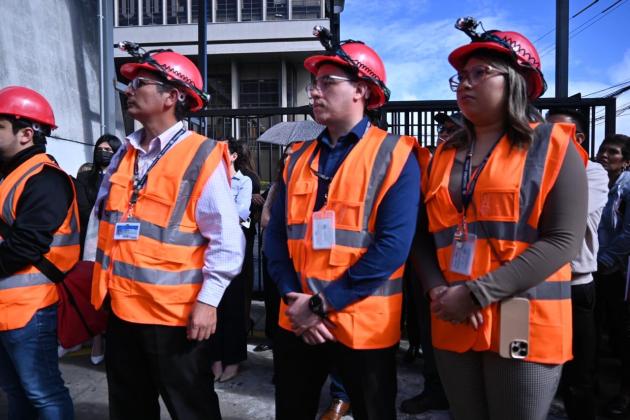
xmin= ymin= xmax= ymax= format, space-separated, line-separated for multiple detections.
xmin=0 ymin=273 xmax=51 ymax=290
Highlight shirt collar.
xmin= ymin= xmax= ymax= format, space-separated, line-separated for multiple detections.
xmin=126 ymin=121 xmax=186 ymax=154
xmin=318 ymin=116 xmax=369 ymax=149
xmin=232 ymin=170 xmax=244 ymax=180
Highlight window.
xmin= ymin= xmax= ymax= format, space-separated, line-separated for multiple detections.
xmin=207 ymin=76 xmax=232 ymax=109
xmin=167 ymin=0 xmax=188 ymax=24
xmin=216 ymin=0 xmax=237 ymax=22
xmin=266 ymin=0 xmax=288 ymax=20
xmin=240 ymin=79 xmax=279 ymax=108
xmin=143 ymin=0 xmax=163 ymax=25
xmin=241 ymin=0 xmax=263 ymax=21
xmin=118 ymin=0 xmax=139 ymax=26
xmin=292 ymin=0 xmax=321 ymax=19
xmin=191 ymin=0 xmax=210 ymax=23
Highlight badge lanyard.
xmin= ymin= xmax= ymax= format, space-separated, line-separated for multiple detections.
xmin=307 ymin=123 xmax=369 ymax=209
xmin=125 ymin=127 xmax=186 ymax=219
xmin=455 ymin=134 xmax=502 ymax=241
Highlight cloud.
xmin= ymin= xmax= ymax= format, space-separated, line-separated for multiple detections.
xmin=609 ymin=48 xmax=630 ymax=83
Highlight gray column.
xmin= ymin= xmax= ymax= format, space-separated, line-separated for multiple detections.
xmin=237 ymin=0 xmax=242 ymax=22
xmin=262 ymin=0 xmax=267 ymax=21
xmin=212 ymin=0 xmax=217 ymax=22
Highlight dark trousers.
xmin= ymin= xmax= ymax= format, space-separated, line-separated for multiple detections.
xmin=243 ymin=229 xmax=256 ymax=331
xmin=560 ymin=281 xmax=597 ymax=420
xmin=402 ymin=263 xmax=420 ymax=348
xmin=418 ymin=291 xmax=447 ymax=398
xmin=211 ymin=266 xmax=247 ymax=365
xmin=262 ymin=251 xmax=280 ymax=340
xmin=596 ymin=270 xmax=630 ymax=390
xmin=105 ymin=312 xmax=221 ymax=420
xmin=274 ymin=327 xmax=397 ymax=420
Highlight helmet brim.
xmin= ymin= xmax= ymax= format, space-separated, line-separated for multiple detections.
xmin=120 ymin=62 xmax=204 ymax=112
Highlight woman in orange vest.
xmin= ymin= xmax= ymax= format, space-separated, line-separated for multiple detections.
xmin=413 ymin=18 xmax=588 ymax=420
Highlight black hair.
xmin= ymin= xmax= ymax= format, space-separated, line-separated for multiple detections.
xmin=546 ymin=108 xmax=588 ymax=135
xmin=600 ymin=134 xmax=630 ymax=162
xmin=84 ymin=133 xmax=123 ymax=197
xmin=1 ymin=115 xmax=50 ymax=145
xmin=155 ymin=81 xmax=188 ymax=121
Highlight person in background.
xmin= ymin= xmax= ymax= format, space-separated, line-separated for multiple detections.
xmin=414 ymin=20 xmax=587 ymax=420
xmin=77 ymin=134 xmax=122 ymax=251
xmin=210 ymin=139 xmax=253 ymax=383
xmin=434 ymin=112 xmax=464 ymax=145
xmin=594 ymin=134 xmax=630 ymax=417
xmin=0 ymin=86 xmax=78 ymax=420
xmin=545 ymin=108 xmax=608 ymax=420
xmin=79 ymin=134 xmax=122 ymax=364
xmin=232 ymin=140 xmax=264 ymax=336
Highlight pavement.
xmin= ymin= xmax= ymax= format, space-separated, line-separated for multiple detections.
xmin=0 ymin=301 xmax=616 ymax=419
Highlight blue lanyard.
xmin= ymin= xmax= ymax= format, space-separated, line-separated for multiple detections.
xmin=460 ymin=135 xmax=502 ymax=213
xmin=129 ymin=127 xmax=186 ymax=207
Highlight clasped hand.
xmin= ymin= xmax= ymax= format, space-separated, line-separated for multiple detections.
xmin=285 ymin=292 xmax=336 ymax=345
xmin=429 ymin=285 xmax=483 ymax=329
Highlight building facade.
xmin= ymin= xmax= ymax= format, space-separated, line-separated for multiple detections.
xmin=113 ymin=0 xmax=327 ymax=139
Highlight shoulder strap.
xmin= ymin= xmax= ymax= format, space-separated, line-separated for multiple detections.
xmin=0 ymin=218 xmax=65 ymax=283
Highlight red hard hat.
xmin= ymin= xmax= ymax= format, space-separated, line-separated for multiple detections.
xmin=120 ymin=51 xmax=206 ymax=111
xmin=304 ymin=42 xmax=389 ymax=109
xmin=0 ymin=86 xmax=56 ymax=129
xmin=448 ymin=30 xmax=547 ymax=99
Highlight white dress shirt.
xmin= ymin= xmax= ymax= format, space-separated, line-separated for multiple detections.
xmin=94 ymin=121 xmax=245 ymax=307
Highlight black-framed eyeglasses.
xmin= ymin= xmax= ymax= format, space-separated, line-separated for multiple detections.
xmin=128 ymin=76 xmax=166 ymax=91
xmin=305 ymin=75 xmax=357 ymax=95
xmin=448 ymin=65 xmax=507 ymax=92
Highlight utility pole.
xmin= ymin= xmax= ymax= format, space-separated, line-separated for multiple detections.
xmin=555 ymin=0 xmax=569 ymax=97
xmin=197 ymin=0 xmax=208 ymax=133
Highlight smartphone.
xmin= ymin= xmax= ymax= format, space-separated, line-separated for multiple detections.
xmin=499 ymin=297 xmax=530 ymax=359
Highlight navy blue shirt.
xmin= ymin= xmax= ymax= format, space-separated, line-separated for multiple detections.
xmin=263 ymin=117 xmax=421 ymax=311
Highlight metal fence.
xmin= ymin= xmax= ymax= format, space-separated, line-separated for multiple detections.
xmin=188 ymin=97 xmax=617 ymax=183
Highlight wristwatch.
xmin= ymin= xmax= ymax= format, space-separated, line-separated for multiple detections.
xmin=308 ymin=294 xmax=327 ymax=319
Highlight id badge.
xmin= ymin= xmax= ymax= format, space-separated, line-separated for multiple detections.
xmin=114 ymin=222 xmax=141 ymax=241
xmin=312 ymin=210 xmax=335 ymax=250
xmin=449 ymin=233 xmax=477 ymax=276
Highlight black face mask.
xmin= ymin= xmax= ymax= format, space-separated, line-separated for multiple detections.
xmin=94 ymin=149 xmax=114 ymax=167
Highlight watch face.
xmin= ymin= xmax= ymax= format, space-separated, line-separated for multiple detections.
xmin=309 ymin=294 xmax=323 ymax=315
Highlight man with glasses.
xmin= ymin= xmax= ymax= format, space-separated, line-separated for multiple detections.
xmin=91 ymin=46 xmax=244 ymax=420
xmin=264 ymin=38 xmax=420 ymax=419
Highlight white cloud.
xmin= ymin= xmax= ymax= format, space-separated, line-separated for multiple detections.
xmin=609 ymin=48 xmax=630 ymax=83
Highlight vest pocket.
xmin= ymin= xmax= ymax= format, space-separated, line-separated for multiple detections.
xmin=134 ymin=192 xmax=174 ymax=225
xmin=287 ymin=181 xmax=315 ymax=224
xmin=327 ymin=200 xmax=363 ymax=230
xmin=473 ymin=188 xmax=519 ymax=222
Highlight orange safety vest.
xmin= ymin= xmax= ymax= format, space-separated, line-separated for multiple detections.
xmin=0 ymin=153 xmax=80 ymax=331
xmin=425 ymin=122 xmax=586 ymax=364
xmin=91 ymin=132 xmax=230 ymax=326
xmin=279 ymin=126 xmax=417 ymax=349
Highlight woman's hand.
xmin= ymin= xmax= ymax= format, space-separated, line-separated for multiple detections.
xmin=431 ymin=284 xmax=477 ymax=324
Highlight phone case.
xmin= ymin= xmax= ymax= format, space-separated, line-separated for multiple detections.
xmin=498 ymin=297 xmax=530 ymax=359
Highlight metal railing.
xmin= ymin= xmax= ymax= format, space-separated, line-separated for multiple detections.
xmin=188 ymin=97 xmax=617 ymax=183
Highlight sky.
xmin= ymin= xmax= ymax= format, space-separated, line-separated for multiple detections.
xmin=339 ymin=0 xmax=630 ymax=142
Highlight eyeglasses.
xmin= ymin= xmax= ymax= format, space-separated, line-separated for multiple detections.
xmin=127 ymin=77 xmax=166 ymax=91
xmin=305 ymin=75 xmax=356 ymax=95
xmin=449 ymin=66 xmax=507 ymax=92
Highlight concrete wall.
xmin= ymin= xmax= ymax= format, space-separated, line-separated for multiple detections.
xmin=0 ymin=0 xmax=124 ymax=176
